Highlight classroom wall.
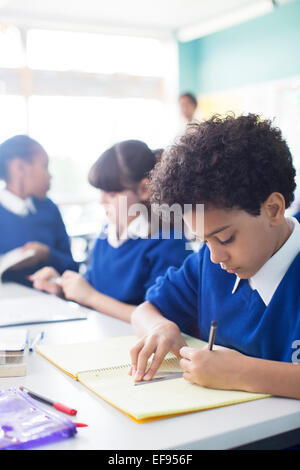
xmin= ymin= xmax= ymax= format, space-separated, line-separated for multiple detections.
xmin=178 ymin=0 xmax=300 ymax=95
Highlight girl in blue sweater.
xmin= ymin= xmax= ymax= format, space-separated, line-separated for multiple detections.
xmin=129 ymin=114 xmax=300 ymax=402
xmin=32 ymin=140 xmax=189 ymax=322
xmin=0 ymin=135 xmax=77 ymax=285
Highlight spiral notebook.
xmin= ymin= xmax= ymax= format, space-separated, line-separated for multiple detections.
xmin=36 ymin=335 xmax=270 ymax=423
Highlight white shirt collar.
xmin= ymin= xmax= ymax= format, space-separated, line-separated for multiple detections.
xmin=106 ymin=214 xmax=149 ymax=248
xmin=231 ymin=217 xmax=300 ymax=305
xmin=0 ymin=188 xmax=36 ymax=216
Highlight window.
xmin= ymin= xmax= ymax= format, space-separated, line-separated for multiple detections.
xmin=27 ymin=29 xmax=167 ymax=76
xmin=0 ymin=95 xmax=27 ymax=142
xmin=0 ymin=24 xmax=178 ymax=204
xmin=0 ymin=23 xmax=178 ymax=252
xmin=0 ymin=24 xmax=24 ymax=68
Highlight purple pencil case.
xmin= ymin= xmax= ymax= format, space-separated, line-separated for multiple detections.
xmin=0 ymin=388 xmax=77 ymax=449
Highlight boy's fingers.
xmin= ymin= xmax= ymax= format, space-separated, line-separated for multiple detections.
xmin=135 ymin=337 xmax=158 ymax=381
xmin=130 ymin=338 xmax=146 ymax=370
xmin=143 ymin=345 xmax=168 ymax=380
xmin=183 ymin=371 xmax=193 ymax=382
xmin=179 ymin=346 xmax=195 ymax=359
xmin=179 ymin=358 xmax=192 ymax=371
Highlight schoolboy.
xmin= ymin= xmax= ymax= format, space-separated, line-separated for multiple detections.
xmin=130 ymin=114 xmax=300 ymax=400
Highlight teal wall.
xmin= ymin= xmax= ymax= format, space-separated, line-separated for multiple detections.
xmin=178 ymin=0 xmax=300 ymax=95
xmin=178 ymin=39 xmax=198 ymax=94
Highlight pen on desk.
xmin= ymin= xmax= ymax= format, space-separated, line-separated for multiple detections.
xmin=208 ymin=320 xmax=217 ymax=351
xmin=29 ymin=331 xmax=44 ymax=352
xmin=19 ymin=386 xmax=77 ymax=416
xmin=27 ymin=275 xmax=62 ymax=285
xmin=49 ymin=277 xmax=62 ymax=285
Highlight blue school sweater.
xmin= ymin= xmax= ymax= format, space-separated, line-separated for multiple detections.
xmin=294 ymin=210 xmax=300 ymax=223
xmin=0 ymin=197 xmax=78 ymax=284
xmin=84 ymin=230 xmax=190 ymax=306
xmin=146 ymin=244 xmax=300 ymax=362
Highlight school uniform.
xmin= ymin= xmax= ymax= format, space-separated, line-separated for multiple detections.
xmin=85 ymin=214 xmax=190 ymax=305
xmin=146 ymin=217 xmax=300 ymax=363
xmin=0 ymin=189 xmax=78 ymax=284
xmin=293 ymin=210 xmax=300 ymax=222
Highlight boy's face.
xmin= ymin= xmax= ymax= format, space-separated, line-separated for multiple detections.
xmin=184 ymin=206 xmax=279 ymax=279
xmin=24 ymin=150 xmax=51 ymax=198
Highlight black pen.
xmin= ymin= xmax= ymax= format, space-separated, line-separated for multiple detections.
xmin=208 ymin=321 xmax=217 ymax=350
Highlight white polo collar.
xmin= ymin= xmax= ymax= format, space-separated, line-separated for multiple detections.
xmin=0 ymin=188 xmax=36 ymax=216
xmin=231 ymin=217 xmax=300 ymax=305
xmin=106 ymin=214 xmax=149 ymax=248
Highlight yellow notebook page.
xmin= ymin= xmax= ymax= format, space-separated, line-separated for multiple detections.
xmin=37 ymin=336 xmax=137 ymax=378
xmin=37 ymin=334 xmax=270 ymax=422
xmin=36 ymin=334 xmax=206 ymax=378
xmin=78 ymin=356 xmax=269 ymax=423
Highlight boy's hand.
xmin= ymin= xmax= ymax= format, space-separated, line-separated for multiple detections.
xmin=31 ymin=266 xmax=62 ymax=296
xmin=61 ymin=270 xmax=95 ymax=306
xmin=129 ymin=321 xmax=187 ymax=382
xmin=180 ymin=345 xmax=247 ymax=390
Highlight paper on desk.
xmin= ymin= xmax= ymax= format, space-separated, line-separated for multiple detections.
xmin=0 ymin=295 xmax=87 ymax=327
xmin=37 ymin=335 xmax=206 ymax=379
xmin=36 ymin=334 xmax=270 ymax=422
xmin=0 ymin=328 xmax=28 ymax=351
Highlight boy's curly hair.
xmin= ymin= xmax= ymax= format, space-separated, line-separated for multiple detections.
xmin=150 ymin=113 xmax=296 ymax=216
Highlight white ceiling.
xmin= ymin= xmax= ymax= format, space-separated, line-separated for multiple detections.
xmin=0 ymin=0 xmax=291 ymax=38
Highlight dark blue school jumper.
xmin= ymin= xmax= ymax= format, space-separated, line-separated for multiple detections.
xmin=146 ymin=245 xmax=300 ymax=449
xmin=0 ymin=197 xmax=78 ymax=285
xmin=146 ymin=244 xmax=300 ymax=361
xmin=294 ymin=210 xmax=300 ymax=223
xmin=84 ymin=229 xmax=190 ymax=305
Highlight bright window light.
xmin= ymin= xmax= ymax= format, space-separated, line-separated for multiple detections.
xmin=0 ymin=24 xmax=25 ymax=68
xmin=0 ymin=95 xmax=27 ymax=142
xmin=28 ymin=95 xmax=173 ymax=201
xmin=111 ymin=98 xmax=170 ymax=148
xmin=27 ymin=29 xmax=167 ymax=76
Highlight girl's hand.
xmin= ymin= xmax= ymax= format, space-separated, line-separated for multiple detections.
xmin=31 ymin=266 xmax=62 ymax=296
xmin=61 ymin=270 xmax=95 ymax=306
xmin=179 ymin=345 xmax=248 ymax=390
xmin=129 ymin=320 xmax=187 ymax=382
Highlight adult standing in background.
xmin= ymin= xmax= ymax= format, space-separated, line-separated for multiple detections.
xmin=178 ymin=93 xmax=202 ymax=136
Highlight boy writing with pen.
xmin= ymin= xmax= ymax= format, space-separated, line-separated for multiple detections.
xmin=129 ymin=113 xmax=300 ymax=401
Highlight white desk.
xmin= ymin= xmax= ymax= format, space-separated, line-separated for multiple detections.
xmin=1 ymin=282 xmax=300 ymax=450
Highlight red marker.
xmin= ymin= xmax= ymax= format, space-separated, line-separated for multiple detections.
xmin=19 ymin=386 xmax=77 ymax=416
xmin=74 ymin=422 xmax=88 ymax=428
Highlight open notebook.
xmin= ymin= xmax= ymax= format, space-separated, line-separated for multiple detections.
xmin=0 ymin=247 xmax=35 ymax=281
xmin=37 ymin=335 xmax=270 ymax=423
